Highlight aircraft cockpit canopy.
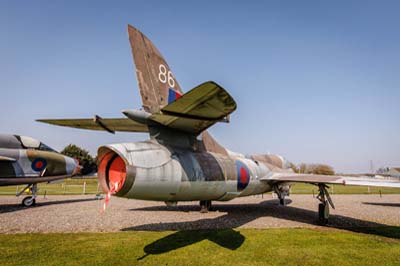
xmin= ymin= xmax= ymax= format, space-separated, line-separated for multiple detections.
xmin=0 ymin=134 xmax=57 ymax=152
xmin=17 ymin=135 xmax=57 ymax=152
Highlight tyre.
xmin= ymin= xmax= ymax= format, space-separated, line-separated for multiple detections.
xmin=199 ymin=200 xmax=211 ymax=213
xmin=206 ymin=200 xmax=212 ymax=210
xmin=318 ymin=203 xmax=328 ymax=225
xmin=22 ymin=196 xmax=36 ymax=207
xmin=279 ymin=198 xmax=285 ymax=206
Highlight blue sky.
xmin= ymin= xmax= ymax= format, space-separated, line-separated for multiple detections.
xmin=1 ymin=1 xmax=399 ymax=173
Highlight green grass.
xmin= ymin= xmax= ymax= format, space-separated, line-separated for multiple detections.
xmin=0 ymin=178 xmax=100 ymax=195
xmin=0 ymin=178 xmax=399 ymax=196
xmin=0 ymin=228 xmax=399 ymax=266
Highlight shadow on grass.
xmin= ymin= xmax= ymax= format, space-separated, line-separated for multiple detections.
xmin=122 ymin=198 xmax=400 ymax=259
xmin=136 ymin=229 xmax=244 ymax=260
xmin=0 ymin=198 xmax=97 ymax=214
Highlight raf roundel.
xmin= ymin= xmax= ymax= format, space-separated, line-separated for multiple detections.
xmin=236 ymin=160 xmax=250 ymax=191
xmin=31 ymin=158 xmax=47 ymax=172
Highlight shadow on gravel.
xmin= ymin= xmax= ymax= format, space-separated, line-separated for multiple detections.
xmin=123 ymin=198 xmax=400 ymax=259
xmin=363 ymin=202 xmax=400 ymax=208
xmin=0 ymin=198 xmax=97 ymax=214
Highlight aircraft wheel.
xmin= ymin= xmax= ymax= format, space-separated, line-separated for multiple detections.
xmin=199 ymin=200 xmax=211 ymax=213
xmin=318 ymin=203 xmax=328 ymax=225
xmin=279 ymin=198 xmax=285 ymax=206
xmin=22 ymin=196 xmax=36 ymax=207
xmin=206 ymin=200 xmax=212 ymax=210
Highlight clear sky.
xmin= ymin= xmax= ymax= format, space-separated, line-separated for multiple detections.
xmin=1 ymin=1 xmax=399 ymax=173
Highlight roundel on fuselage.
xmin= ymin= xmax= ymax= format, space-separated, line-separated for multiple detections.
xmin=31 ymin=157 xmax=47 ymax=172
xmin=236 ymin=160 xmax=250 ymax=191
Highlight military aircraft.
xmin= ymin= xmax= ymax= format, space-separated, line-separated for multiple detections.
xmin=38 ymin=25 xmax=400 ymax=224
xmin=0 ymin=134 xmax=80 ymax=206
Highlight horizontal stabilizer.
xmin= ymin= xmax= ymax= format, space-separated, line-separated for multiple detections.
xmin=162 ymin=81 xmax=236 ymax=120
xmin=37 ymin=117 xmax=148 ymax=133
xmin=149 ymin=81 xmax=237 ymax=134
xmin=261 ymin=173 xmax=400 ymax=188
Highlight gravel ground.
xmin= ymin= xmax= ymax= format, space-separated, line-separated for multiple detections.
xmin=0 ymin=194 xmax=399 ymax=233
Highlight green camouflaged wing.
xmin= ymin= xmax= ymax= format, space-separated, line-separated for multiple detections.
xmin=149 ymin=81 xmax=237 ymax=134
xmin=37 ymin=118 xmax=148 ymax=133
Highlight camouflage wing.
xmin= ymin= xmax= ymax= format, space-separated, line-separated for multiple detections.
xmin=149 ymin=81 xmax=237 ymax=134
xmin=37 ymin=117 xmax=148 ymax=133
xmin=261 ymin=173 xmax=400 ymax=188
xmin=0 ymin=156 xmax=16 ymax=162
xmin=0 ymin=175 xmax=71 ymax=186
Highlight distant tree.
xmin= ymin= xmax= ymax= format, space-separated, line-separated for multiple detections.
xmin=297 ymin=163 xmax=335 ymax=175
xmin=299 ymin=163 xmax=307 ymax=174
xmin=289 ymin=163 xmax=299 ymax=173
xmin=61 ymin=144 xmax=97 ymax=175
xmin=308 ymin=164 xmax=335 ymax=175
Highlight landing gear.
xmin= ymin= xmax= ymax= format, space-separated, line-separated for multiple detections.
xmin=279 ymin=198 xmax=285 ymax=206
xmin=273 ymin=184 xmax=290 ymax=206
xmin=164 ymin=201 xmax=177 ymax=207
xmin=17 ymin=184 xmax=38 ymax=207
xmin=199 ymin=200 xmax=212 ymax=213
xmin=316 ymin=184 xmax=335 ymax=225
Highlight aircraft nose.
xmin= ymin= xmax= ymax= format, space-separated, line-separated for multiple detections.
xmin=65 ymin=157 xmax=81 ymax=176
xmin=72 ymin=159 xmax=82 ymax=176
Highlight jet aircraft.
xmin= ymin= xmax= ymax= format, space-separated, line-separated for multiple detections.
xmin=0 ymin=134 xmax=80 ymax=206
xmin=38 ymin=25 xmax=400 ymax=224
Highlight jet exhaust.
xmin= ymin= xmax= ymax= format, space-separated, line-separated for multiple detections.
xmin=97 ymin=147 xmax=136 ymax=196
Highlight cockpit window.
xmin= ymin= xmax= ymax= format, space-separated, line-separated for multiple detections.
xmin=38 ymin=143 xmax=57 ymax=153
xmin=15 ymin=135 xmax=57 ymax=153
xmin=19 ymin=135 xmax=40 ymax=149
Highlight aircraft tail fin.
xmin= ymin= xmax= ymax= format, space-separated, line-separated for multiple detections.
xmin=128 ymin=25 xmax=183 ymax=114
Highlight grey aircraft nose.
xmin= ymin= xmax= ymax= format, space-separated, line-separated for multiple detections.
xmin=65 ymin=156 xmax=81 ymax=176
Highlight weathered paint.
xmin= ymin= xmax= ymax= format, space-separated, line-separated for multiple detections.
xmin=128 ymin=25 xmax=183 ymax=114
xmin=250 ymin=154 xmax=291 ymax=169
xmin=93 ymin=26 xmax=287 ymax=202
xmin=97 ymin=140 xmax=274 ymax=202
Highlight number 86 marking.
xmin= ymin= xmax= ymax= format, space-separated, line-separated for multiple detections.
xmin=158 ymin=64 xmax=175 ymax=88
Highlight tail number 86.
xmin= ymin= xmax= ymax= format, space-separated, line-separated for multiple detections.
xmin=158 ymin=64 xmax=175 ymax=88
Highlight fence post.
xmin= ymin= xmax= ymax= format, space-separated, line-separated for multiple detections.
xmin=83 ymin=181 xmax=86 ymax=195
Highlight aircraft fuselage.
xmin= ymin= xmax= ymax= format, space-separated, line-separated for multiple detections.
xmin=0 ymin=134 xmax=79 ymax=186
xmin=97 ymin=140 xmax=290 ymax=202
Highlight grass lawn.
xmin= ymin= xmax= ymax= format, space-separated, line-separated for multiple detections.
xmin=0 ymin=178 xmax=100 ymax=195
xmin=0 ymin=228 xmax=399 ymax=266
